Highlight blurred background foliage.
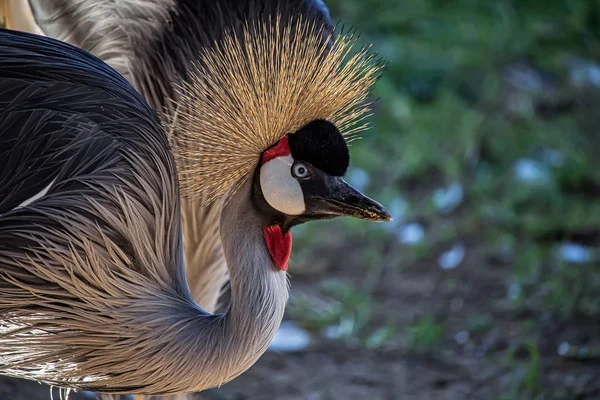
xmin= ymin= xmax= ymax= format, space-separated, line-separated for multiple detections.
xmin=238 ymin=0 xmax=600 ymax=399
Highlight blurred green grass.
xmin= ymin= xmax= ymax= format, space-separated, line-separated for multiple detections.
xmin=289 ymin=1 xmax=600 ymax=398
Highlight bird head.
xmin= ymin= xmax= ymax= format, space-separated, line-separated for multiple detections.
xmin=171 ymin=18 xmax=390 ymax=268
xmin=254 ymin=119 xmax=390 ymax=231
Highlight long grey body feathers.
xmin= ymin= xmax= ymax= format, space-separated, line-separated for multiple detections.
xmin=0 ymin=29 xmax=288 ymax=394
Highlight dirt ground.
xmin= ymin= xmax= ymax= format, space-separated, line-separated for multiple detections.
xmin=3 ymin=242 xmax=599 ymax=400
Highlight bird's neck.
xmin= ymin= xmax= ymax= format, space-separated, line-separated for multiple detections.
xmin=211 ymin=181 xmax=289 ymax=385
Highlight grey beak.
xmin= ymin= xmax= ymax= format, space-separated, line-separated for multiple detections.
xmin=310 ymin=177 xmax=392 ymax=222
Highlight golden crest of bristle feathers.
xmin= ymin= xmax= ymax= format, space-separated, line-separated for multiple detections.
xmin=171 ymin=17 xmax=384 ymax=202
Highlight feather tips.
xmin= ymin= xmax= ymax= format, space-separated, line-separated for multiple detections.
xmin=171 ymin=17 xmax=384 ymax=203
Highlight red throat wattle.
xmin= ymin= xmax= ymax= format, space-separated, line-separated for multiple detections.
xmin=261 ymin=135 xmax=290 ymax=165
xmin=263 ymin=225 xmax=292 ymax=271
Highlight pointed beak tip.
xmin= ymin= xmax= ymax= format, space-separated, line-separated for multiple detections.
xmin=377 ymin=210 xmax=393 ymax=222
xmin=312 ymin=178 xmax=393 ymax=223
xmin=358 ymin=205 xmax=392 ymax=222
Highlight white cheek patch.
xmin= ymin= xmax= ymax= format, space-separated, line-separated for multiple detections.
xmin=260 ymin=155 xmax=306 ymax=215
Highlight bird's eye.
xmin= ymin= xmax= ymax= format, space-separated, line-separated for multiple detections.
xmin=291 ymin=162 xmax=311 ymax=179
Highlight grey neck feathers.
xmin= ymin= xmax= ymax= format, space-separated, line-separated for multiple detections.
xmin=110 ymin=180 xmax=287 ymax=395
xmin=170 ymin=180 xmax=288 ymax=393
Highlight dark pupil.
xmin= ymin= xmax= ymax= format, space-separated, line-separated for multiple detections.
xmin=298 ymin=167 xmax=305 ymax=175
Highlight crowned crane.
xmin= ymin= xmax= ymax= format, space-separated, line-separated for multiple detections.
xmin=0 ymin=3 xmax=389 ymax=397
xmin=2 ymin=0 xmax=377 ymax=316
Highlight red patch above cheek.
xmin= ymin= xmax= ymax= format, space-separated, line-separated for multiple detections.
xmin=262 ymin=135 xmax=290 ymax=165
xmin=263 ymin=225 xmax=292 ymax=271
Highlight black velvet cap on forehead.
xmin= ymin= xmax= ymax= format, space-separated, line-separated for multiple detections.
xmin=288 ymin=119 xmax=349 ymax=176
